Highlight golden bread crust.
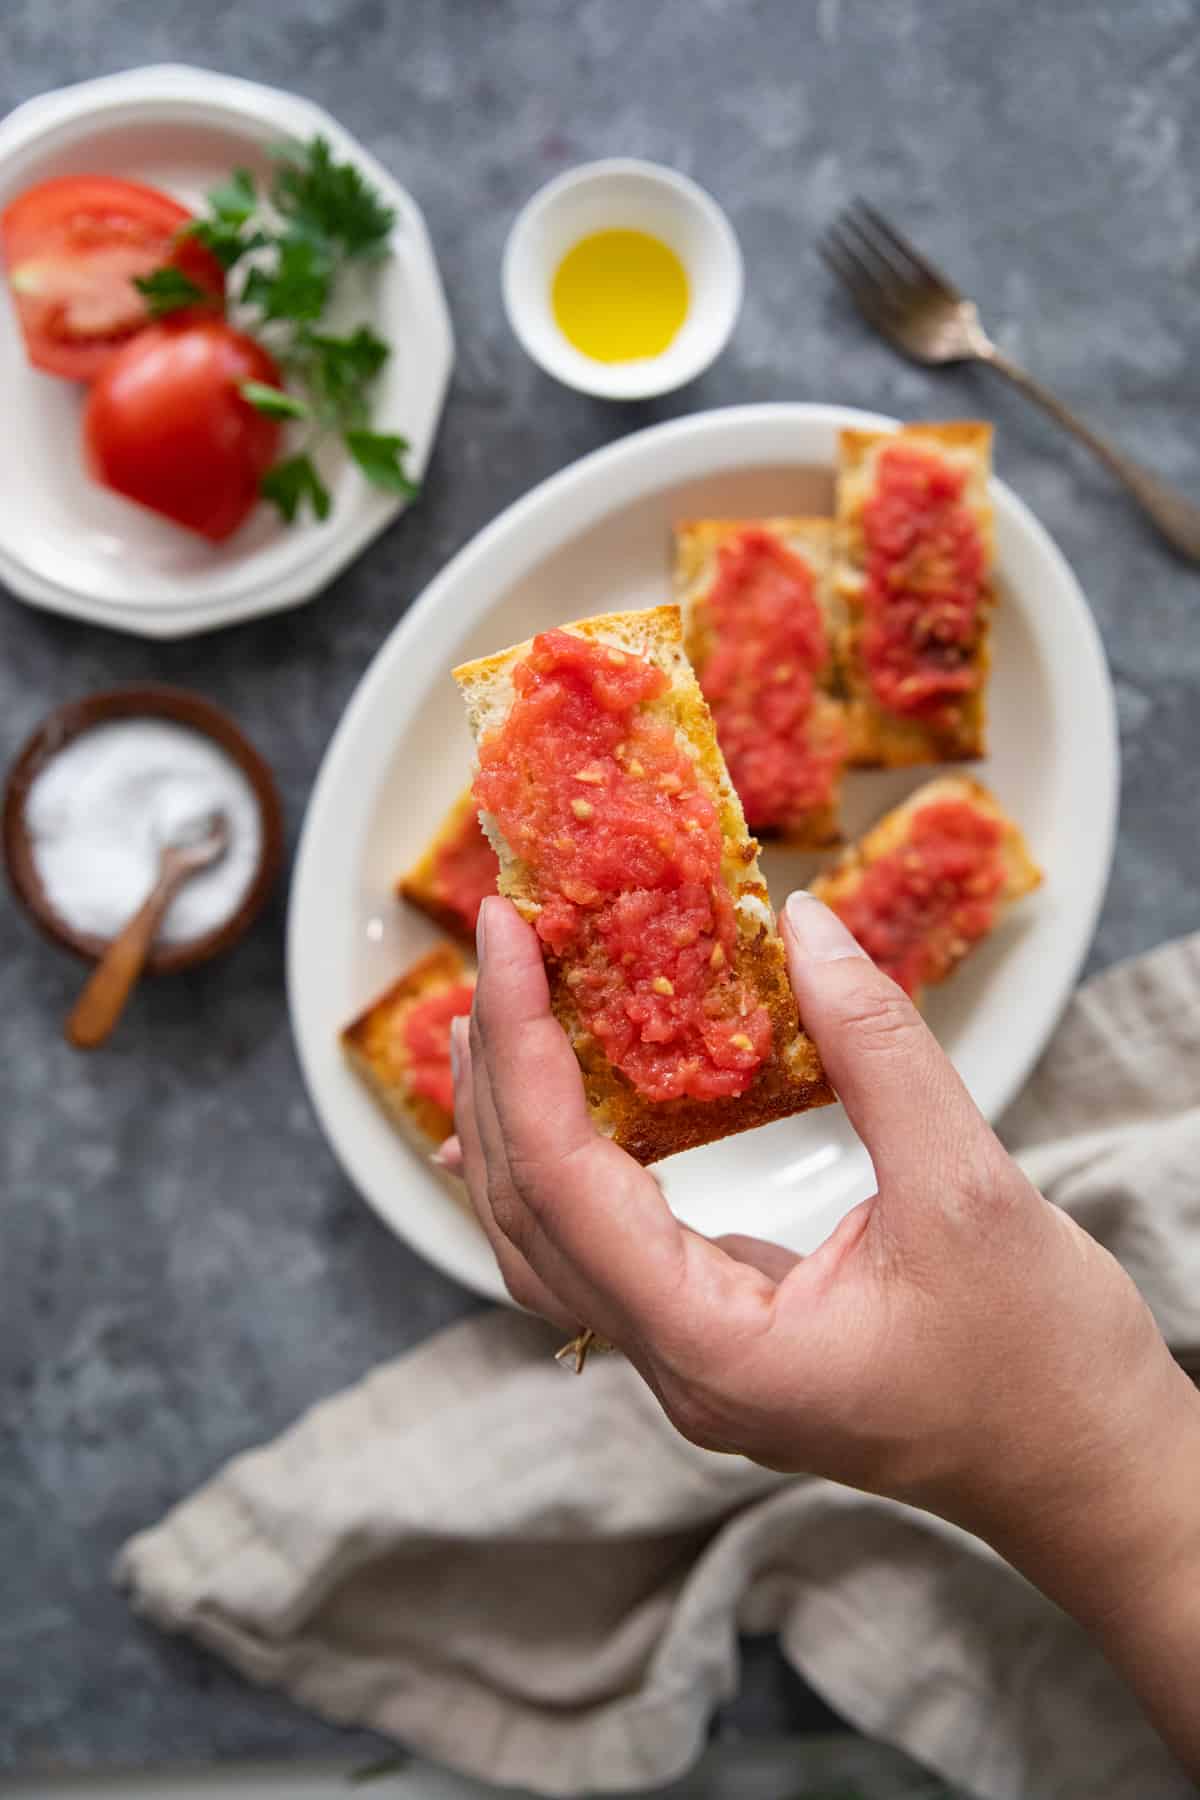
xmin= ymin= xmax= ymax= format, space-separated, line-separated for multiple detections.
xmin=453 ymin=605 xmax=833 ymax=1163
xmin=341 ymin=943 xmax=471 ymax=1148
xmin=835 ymin=423 xmax=994 ymax=767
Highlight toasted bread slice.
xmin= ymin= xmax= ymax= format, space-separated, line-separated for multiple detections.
xmin=397 ymin=789 xmax=498 ymax=942
xmin=341 ymin=944 xmax=474 ymax=1149
xmin=454 ymin=604 xmax=832 ymax=1165
xmin=836 ymin=422 xmax=994 ymax=767
xmin=811 ymin=776 xmax=1041 ymax=1004
xmin=675 ymin=517 xmax=846 ymax=849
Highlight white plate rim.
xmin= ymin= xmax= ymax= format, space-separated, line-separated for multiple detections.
xmin=287 ymin=401 xmax=1118 ymax=1304
xmin=0 ymin=63 xmax=454 ymax=638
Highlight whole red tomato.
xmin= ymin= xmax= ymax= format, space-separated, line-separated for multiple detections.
xmin=84 ymin=319 xmax=283 ymax=542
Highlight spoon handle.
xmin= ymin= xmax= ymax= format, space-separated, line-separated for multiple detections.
xmin=65 ymin=867 xmax=186 ymax=1050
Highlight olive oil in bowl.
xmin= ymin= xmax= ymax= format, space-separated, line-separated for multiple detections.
xmin=552 ymin=229 xmax=689 ymax=363
xmin=503 ymin=159 xmax=743 ymax=398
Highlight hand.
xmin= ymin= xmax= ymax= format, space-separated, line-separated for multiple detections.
xmin=451 ymin=893 xmax=1200 ymax=1771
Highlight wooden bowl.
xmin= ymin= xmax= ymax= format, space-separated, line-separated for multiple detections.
xmin=3 ymin=685 xmax=284 ymax=974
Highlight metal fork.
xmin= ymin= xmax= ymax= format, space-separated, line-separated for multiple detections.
xmin=821 ymin=199 xmax=1200 ymax=563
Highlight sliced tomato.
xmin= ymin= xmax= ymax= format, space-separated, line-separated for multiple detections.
xmin=84 ymin=319 xmax=283 ymax=542
xmin=1 ymin=176 xmax=225 ymax=380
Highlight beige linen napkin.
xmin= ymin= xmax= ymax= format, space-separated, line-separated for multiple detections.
xmin=118 ymin=934 xmax=1200 ymax=1799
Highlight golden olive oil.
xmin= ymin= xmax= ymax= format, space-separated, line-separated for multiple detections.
xmin=552 ymin=229 xmax=689 ymax=363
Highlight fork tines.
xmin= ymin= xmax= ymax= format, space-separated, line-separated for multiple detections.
xmin=820 ymin=197 xmax=960 ymax=319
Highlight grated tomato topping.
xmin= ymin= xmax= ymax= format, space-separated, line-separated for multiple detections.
xmin=829 ymin=799 xmax=1005 ymax=996
xmin=700 ymin=527 xmax=845 ymax=831
xmin=861 ymin=443 xmax=986 ymax=720
xmin=474 ymin=629 xmax=772 ymax=1102
xmin=402 ymin=982 xmax=474 ymax=1114
xmin=431 ymin=808 xmax=499 ymax=933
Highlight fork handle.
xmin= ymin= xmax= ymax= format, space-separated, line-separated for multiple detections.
xmin=979 ymin=346 xmax=1200 ymax=562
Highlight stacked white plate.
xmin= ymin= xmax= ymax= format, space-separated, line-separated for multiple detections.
xmin=0 ymin=65 xmax=453 ymax=638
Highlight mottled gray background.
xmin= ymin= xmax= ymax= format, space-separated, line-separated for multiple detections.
xmin=3 ymin=0 xmax=1199 ymax=1778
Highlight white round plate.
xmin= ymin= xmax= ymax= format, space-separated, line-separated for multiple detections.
xmin=0 ymin=65 xmax=453 ymax=639
xmin=289 ymin=403 xmax=1117 ymax=1305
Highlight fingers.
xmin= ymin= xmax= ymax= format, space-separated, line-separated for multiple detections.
xmin=470 ymin=899 xmax=770 ymax=1361
xmin=451 ymin=1016 xmax=576 ymax=1329
xmin=431 ymin=1134 xmax=463 ymax=1175
xmin=781 ymin=892 xmax=995 ymax=1197
xmin=466 ymin=1006 xmax=605 ymax=1328
xmin=471 ymin=898 xmax=599 ymax=1176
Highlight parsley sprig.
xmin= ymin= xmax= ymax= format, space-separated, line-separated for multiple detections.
xmin=134 ymin=137 xmax=415 ymax=524
xmin=136 ymin=265 xmax=217 ymax=318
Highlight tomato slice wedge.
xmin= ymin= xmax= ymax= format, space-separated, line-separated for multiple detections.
xmin=1 ymin=176 xmax=225 ymax=381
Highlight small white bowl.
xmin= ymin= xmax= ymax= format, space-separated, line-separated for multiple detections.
xmin=502 ymin=159 xmax=743 ymax=401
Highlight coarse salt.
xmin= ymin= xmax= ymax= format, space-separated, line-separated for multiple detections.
xmin=26 ymin=719 xmax=263 ymax=944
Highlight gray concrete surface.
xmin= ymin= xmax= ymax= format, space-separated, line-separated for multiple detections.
xmin=2 ymin=0 xmax=1198 ymax=1777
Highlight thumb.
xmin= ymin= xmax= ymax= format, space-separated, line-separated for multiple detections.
xmin=781 ymin=890 xmax=992 ymax=1195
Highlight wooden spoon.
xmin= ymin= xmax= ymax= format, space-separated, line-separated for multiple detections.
xmin=65 ymin=809 xmax=231 ymax=1050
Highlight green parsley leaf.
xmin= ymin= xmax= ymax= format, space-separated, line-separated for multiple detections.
xmin=295 ymin=325 xmax=389 ymax=428
xmin=345 ymin=429 xmax=418 ymax=498
xmin=260 ymin=453 xmax=332 ymax=523
xmin=241 ymin=233 xmax=331 ymax=322
xmin=206 ymin=166 xmax=257 ymax=225
xmin=306 ymin=324 xmax=389 ymax=384
xmin=240 ymin=381 xmax=310 ymax=420
xmin=270 ymin=135 xmax=394 ymax=258
xmin=188 ymin=217 xmax=266 ymax=272
xmin=132 ymin=266 xmax=207 ymax=316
